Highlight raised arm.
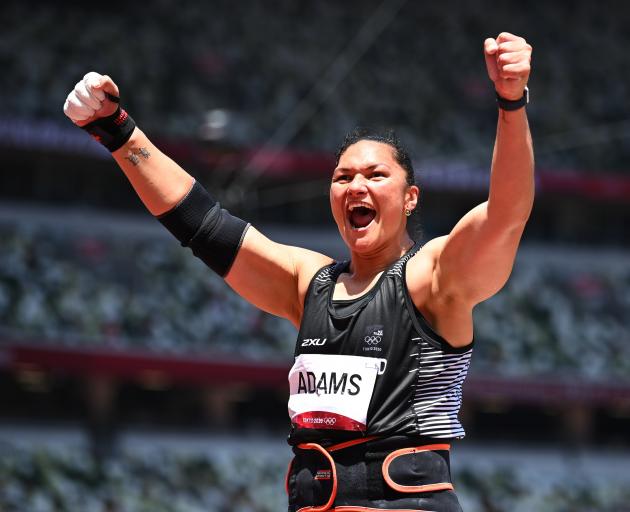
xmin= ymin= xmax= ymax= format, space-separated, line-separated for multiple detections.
xmin=63 ymin=73 xmax=331 ymax=327
xmin=410 ymin=33 xmax=534 ymax=345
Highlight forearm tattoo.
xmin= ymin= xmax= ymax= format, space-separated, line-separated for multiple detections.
xmin=124 ymin=147 xmax=151 ymax=166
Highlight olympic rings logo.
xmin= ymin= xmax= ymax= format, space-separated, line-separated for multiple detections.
xmin=324 ymin=417 xmax=336 ymax=425
xmin=364 ymin=335 xmax=382 ymax=345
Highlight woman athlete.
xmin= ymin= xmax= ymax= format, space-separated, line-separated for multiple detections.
xmin=64 ymin=32 xmax=533 ymax=512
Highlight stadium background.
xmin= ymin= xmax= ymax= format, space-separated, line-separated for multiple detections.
xmin=1 ymin=1 xmax=629 ymax=510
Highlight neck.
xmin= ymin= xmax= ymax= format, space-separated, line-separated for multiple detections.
xmin=347 ymin=234 xmax=414 ymax=280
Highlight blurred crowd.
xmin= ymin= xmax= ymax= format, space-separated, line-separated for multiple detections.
xmin=0 ymin=224 xmax=296 ymax=361
xmin=1 ymin=224 xmax=629 ymax=381
xmin=0 ymin=443 xmax=286 ymax=512
xmin=473 ymin=252 xmax=630 ymax=379
xmin=1 ymin=442 xmax=628 ymax=512
xmin=2 ymin=1 xmax=630 ymax=170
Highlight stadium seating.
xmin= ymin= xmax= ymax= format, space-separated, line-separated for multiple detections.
xmin=1 ymin=440 xmax=628 ymax=512
xmin=1 ymin=223 xmax=628 ymax=380
xmin=2 ymin=1 xmax=630 ymax=171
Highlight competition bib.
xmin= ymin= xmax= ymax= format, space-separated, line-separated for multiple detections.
xmin=288 ymin=354 xmax=387 ymax=431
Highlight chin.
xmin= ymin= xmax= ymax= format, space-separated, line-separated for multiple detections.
xmin=342 ymin=225 xmax=380 ymax=253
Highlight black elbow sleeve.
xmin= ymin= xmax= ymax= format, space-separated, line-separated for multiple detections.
xmin=157 ymin=181 xmax=249 ymax=277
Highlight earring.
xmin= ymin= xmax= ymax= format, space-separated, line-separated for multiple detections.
xmin=404 ymin=209 xmax=412 ymax=217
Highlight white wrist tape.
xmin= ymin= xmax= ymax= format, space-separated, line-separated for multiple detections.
xmin=63 ymin=72 xmax=106 ymax=123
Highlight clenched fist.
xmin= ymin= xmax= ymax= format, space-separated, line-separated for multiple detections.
xmin=484 ymin=33 xmax=532 ymax=101
xmin=63 ymin=72 xmax=135 ymax=152
xmin=63 ymin=72 xmax=120 ymax=127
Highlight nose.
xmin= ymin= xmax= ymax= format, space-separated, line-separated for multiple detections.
xmin=348 ymin=173 xmax=368 ymax=195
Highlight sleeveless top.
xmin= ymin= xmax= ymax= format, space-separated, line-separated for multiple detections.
xmin=287 ymin=243 xmax=473 ymax=446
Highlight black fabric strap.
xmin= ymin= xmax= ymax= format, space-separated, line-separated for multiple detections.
xmin=104 ymin=92 xmax=120 ymax=103
xmin=82 ymin=106 xmax=136 ymax=152
xmin=288 ymin=440 xmax=459 ymax=511
xmin=157 ymin=181 xmax=249 ymax=277
xmin=188 ymin=205 xmax=249 ymax=276
xmin=365 ymin=451 xmax=386 ymax=500
xmin=158 ymin=182 xmax=216 ymax=245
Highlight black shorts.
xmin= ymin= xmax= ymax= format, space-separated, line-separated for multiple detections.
xmin=286 ymin=436 xmax=463 ymax=512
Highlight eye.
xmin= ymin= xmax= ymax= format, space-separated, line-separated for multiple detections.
xmin=333 ymin=174 xmax=351 ymax=183
xmin=370 ymin=171 xmax=386 ymax=179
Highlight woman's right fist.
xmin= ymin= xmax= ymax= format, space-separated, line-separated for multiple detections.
xmin=63 ymin=72 xmax=120 ymax=127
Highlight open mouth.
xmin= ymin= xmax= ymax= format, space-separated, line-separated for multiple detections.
xmin=348 ymin=203 xmax=376 ymax=230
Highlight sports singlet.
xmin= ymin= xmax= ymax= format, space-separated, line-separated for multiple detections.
xmin=287 ymin=243 xmax=473 ymax=446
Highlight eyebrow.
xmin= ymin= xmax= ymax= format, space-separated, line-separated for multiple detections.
xmin=333 ymin=164 xmax=385 ymax=173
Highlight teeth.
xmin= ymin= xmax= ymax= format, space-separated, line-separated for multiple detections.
xmin=348 ymin=202 xmax=375 ymax=211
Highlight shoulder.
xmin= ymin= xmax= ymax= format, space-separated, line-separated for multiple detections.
xmin=418 ymin=235 xmax=448 ymax=258
xmin=403 ymin=237 xmax=443 ymax=310
xmin=406 ymin=236 xmax=475 ymax=348
xmin=406 ymin=236 xmax=447 ymax=288
xmin=292 ymin=246 xmax=335 ymax=322
xmin=293 ymin=246 xmax=336 ymax=286
xmin=226 ymin=226 xmax=334 ymax=328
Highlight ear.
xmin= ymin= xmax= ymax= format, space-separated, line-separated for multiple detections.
xmin=405 ymin=184 xmax=420 ymax=212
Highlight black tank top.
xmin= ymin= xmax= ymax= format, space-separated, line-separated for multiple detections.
xmin=287 ymin=244 xmax=473 ymax=446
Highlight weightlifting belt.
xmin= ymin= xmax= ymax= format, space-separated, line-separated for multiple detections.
xmin=286 ymin=437 xmax=456 ymax=512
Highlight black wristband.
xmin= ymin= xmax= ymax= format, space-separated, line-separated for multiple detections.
xmin=82 ymin=106 xmax=136 ymax=152
xmin=496 ymin=87 xmax=529 ymax=111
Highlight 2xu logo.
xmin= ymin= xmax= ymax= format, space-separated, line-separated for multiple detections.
xmin=301 ymin=338 xmax=327 ymax=347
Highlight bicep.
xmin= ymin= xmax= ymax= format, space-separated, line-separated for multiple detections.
xmin=434 ymin=201 xmax=526 ymax=305
xmin=225 ymin=227 xmax=332 ymax=327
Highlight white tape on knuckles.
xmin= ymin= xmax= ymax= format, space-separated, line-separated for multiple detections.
xmin=64 ymin=72 xmax=109 ymax=122
xmin=83 ymin=72 xmax=106 ymax=101
xmin=64 ymin=90 xmax=94 ymax=122
xmin=76 ymin=80 xmax=102 ymax=110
